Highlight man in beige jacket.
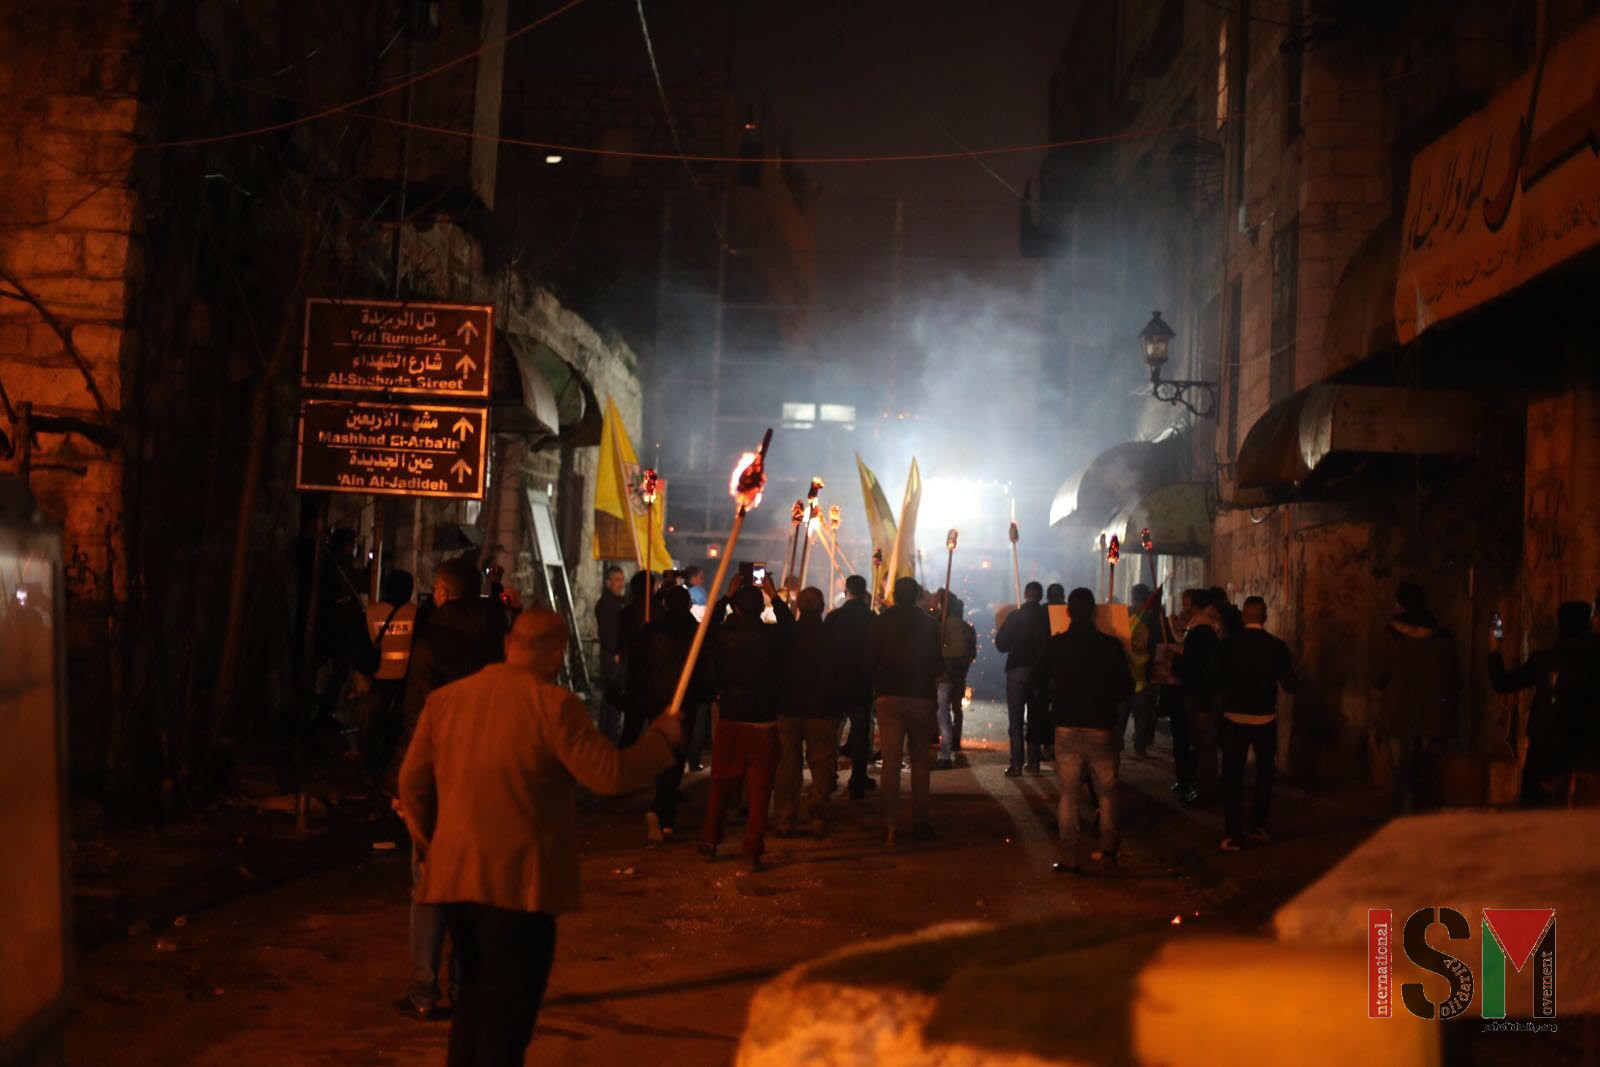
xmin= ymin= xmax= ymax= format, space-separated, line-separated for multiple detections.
xmin=399 ymin=608 xmax=680 ymax=1066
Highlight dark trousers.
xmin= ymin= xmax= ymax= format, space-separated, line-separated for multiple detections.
xmin=1220 ymin=717 xmax=1277 ymax=839
xmin=1387 ymin=736 xmax=1436 ymax=814
xmin=844 ymin=702 xmax=873 ymax=791
xmin=1006 ymin=667 xmax=1043 ymax=770
xmin=700 ymin=719 xmax=781 ymax=858
xmin=1162 ymin=685 xmax=1194 ymax=787
xmin=651 ymin=703 xmax=699 ymax=829
xmin=442 ymin=904 xmax=558 ymax=1067
xmin=1129 ymin=687 xmax=1159 ymax=753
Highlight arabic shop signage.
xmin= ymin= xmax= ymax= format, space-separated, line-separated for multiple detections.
xmin=1396 ymin=14 xmax=1600 ymax=342
xmin=295 ymin=399 xmax=488 ymax=500
xmin=301 ymin=297 xmax=492 ymax=397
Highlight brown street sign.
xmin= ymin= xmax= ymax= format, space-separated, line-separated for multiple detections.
xmin=301 ymin=297 xmax=493 ymax=398
xmin=295 ymin=399 xmax=488 ymax=499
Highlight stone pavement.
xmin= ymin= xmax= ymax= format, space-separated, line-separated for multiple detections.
xmin=66 ymin=701 xmax=1400 ymax=1066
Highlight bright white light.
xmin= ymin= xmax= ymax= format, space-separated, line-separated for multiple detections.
xmin=545 ymin=154 xmax=563 ymax=164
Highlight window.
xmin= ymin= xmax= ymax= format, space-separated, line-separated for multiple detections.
xmin=1269 ymin=218 xmax=1299 ymax=403
xmin=1225 ymin=279 xmax=1242 ymax=460
xmin=781 ymin=402 xmax=815 ymax=429
xmin=818 ymin=403 xmax=856 ymax=425
xmin=1216 ymin=21 xmax=1230 ymax=130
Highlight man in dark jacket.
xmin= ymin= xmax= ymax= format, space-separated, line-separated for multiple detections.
xmin=995 ymin=581 xmax=1049 ymax=777
xmin=1373 ymin=583 xmax=1459 ymax=814
xmin=699 ymin=574 xmax=793 ymax=868
xmin=1208 ymin=596 xmax=1298 ymax=851
xmin=827 ymin=574 xmax=876 ymax=799
xmin=631 ymin=585 xmax=711 ymax=841
xmin=616 ymin=570 xmax=653 ymax=746
xmin=774 ymin=588 xmax=840 ymax=835
xmin=867 ymin=576 xmax=944 ymax=845
xmin=595 ymin=565 xmax=628 ymax=740
xmin=392 ymin=556 xmax=505 ymax=1021
xmin=936 ymin=591 xmax=977 ymax=769
xmin=1044 ymin=587 xmax=1133 ymax=873
xmin=1491 ymin=600 xmax=1600 ymax=806
xmin=1173 ymin=587 xmax=1223 ymax=804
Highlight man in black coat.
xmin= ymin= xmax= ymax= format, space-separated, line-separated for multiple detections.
xmin=1491 ymin=600 xmax=1600 ymax=806
xmin=1208 ymin=596 xmax=1297 ymax=851
xmin=1174 ymin=587 xmax=1224 ymax=804
xmin=1373 ymin=582 xmax=1459 ymax=814
xmin=631 ymin=585 xmax=710 ymax=841
xmin=995 ymin=581 xmax=1049 ymax=777
xmin=699 ymin=574 xmax=793 ymax=868
xmin=867 ymin=576 xmax=944 ymax=846
xmin=826 ymin=574 xmax=876 ymax=799
xmin=1044 ymin=587 xmax=1133 ymax=873
xmin=774 ymin=587 xmax=841 ymax=834
xmin=595 ymin=565 xmax=628 ymax=740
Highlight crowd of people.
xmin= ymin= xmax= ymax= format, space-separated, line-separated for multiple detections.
xmin=304 ymin=529 xmax=1599 ymax=1067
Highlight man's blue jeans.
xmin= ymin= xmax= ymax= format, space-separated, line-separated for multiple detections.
xmin=937 ymin=680 xmax=957 ymax=761
xmin=1054 ymin=726 xmax=1119 ymax=863
xmin=409 ymin=846 xmax=454 ymax=1009
xmin=1005 ymin=667 xmax=1038 ymax=770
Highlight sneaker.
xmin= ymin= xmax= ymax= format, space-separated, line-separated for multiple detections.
xmin=697 ymin=842 xmax=718 ymax=862
xmin=1169 ymin=782 xmax=1187 ymax=794
xmin=688 ymin=760 xmax=704 ymax=773
xmin=862 ymin=777 xmax=879 ymax=791
xmin=1179 ymin=789 xmax=1201 ymax=807
xmin=1248 ymin=828 xmax=1270 ymax=844
xmin=1090 ymin=849 xmax=1118 ymax=868
xmin=1004 ymin=766 xmax=1023 ymax=778
xmin=1051 ymin=861 xmax=1080 ymax=875
xmin=645 ymin=811 xmax=664 ymax=845
xmin=1219 ymin=837 xmax=1242 ymax=852
xmin=1024 ymin=762 xmax=1041 ymax=775
xmin=393 ymin=996 xmax=450 ymax=1022
xmin=934 ymin=757 xmax=954 ymax=770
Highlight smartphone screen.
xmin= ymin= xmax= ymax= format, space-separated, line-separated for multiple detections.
xmin=751 ymin=565 xmax=767 ymax=585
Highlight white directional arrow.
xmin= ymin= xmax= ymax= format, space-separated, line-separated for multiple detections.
xmin=456 ymin=320 xmax=480 ymax=344
xmin=450 ymin=459 xmax=473 ymax=484
xmin=452 ymin=417 xmax=474 ymax=441
xmin=455 ymin=353 xmax=477 ymax=377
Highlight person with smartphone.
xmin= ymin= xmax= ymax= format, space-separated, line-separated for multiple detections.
xmin=1372 ymin=583 xmax=1459 ymax=815
xmin=1489 ymin=599 xmax=1600 ymax=806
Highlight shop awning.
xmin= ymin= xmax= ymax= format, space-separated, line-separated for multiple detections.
xmin=1232 ymin=384 xmax=1484 ymax=500
xmin=493 ymin=332 xmax=561 ymax=438
xmin=1323 ymin=215 xmax=1399 ymax=375
xmin=1100 ymin=482 xmax=1211 ymax=557
xmin=493 ymin=332 xmax=602 ymax=445
xmin=1049 ymin=434 xmax=1188 ymax=529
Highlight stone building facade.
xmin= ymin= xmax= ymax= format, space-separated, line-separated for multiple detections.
xmin=1039 ymin=0 xmax=1600 ymax=794
xmin=0 ymin=0 xmax=646 ymax=801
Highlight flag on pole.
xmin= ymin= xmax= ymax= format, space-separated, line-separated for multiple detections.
xmin=593 ymin=396 xmax=672 ymax=568
xmin=881 ymin=457 xmax=922 ymax=599
xmin=855 ymin=453 xmax=899 ymax=582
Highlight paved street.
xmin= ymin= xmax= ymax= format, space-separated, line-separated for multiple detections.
xmin=67 ymin=702 xmax=1382 ymax=1066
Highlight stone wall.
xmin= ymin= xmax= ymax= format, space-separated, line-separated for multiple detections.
xmin=0 ymin=1 xmax=141 ymax=778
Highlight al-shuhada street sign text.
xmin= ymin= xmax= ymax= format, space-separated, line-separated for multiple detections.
xmin=301 ymin=297 xmax=493 ymax=398
xmin=295 ymin=399 xmax=488 ymax=500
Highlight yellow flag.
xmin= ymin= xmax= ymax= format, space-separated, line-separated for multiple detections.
xmin=882 ymin=457 xmax=921 ymax=599
xmin=855 ymin=453 xmax=899 ymax=583
xmin=592 ymin=396 xmax=672 ymax=569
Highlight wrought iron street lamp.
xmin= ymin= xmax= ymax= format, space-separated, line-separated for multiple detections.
xmin=1140 ymin=310 xmax=1218 ymax=419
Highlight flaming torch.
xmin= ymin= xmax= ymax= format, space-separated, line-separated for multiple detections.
xmin=781 ymin=498 xmax=805 ymax=592
xmin=1106 ymin=533 xmax=1121 ymax=603
xmin=871 ymin=548 xmax=884 ymax=611
xmin=826 ymin=504 xmax=841 ymax=604
xmin=940 ymin=528 xmax=959 ymax=632
xmin=1008 ymin=519 xmax=1022 ymax=607
xmin=1140 ymin=526 xmax=1154 ymax=587
xmin=796 ymin=477 xmax=824 ymax=599
xmin=666 ymin=430 xmax=773 ymax=718
xmin=640 ymin=467 xmax=659 ymax=622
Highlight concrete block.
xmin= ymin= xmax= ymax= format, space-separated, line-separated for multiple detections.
xmin=1275 ymin=810 xmax=1600 ymax=1015
xmin=1133 ymin=938 xmax=1437 ymax=1066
